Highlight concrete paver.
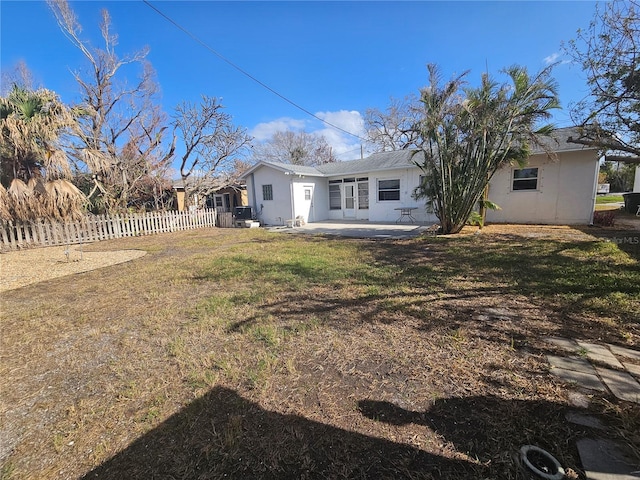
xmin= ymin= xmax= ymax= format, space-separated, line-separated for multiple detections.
xmin=577 ymin=342 xmax=625 ymax=369
xmin=607 ymin=344 xmax=640 ymax=362
xmin=548 ymin=355 xmax=598 ymax=374
xmin=595 ymin=367 xmax=640 ymax=404
xmin=576 ymin=438 xmax=640 ymax=480
xmin=550 ymin=367 xmax=607 ymax=392
xmin=545 ymin=336 xmax=579 ymax=352
xmin=623 ymin=362 xmax=640 ymax=378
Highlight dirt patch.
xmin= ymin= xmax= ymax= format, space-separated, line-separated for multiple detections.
xmin=0 ymin=245 xmax=146 ymax=292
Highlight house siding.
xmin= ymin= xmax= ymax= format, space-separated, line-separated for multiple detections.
xmin=486 ymin=150 xmax=599 ymax=225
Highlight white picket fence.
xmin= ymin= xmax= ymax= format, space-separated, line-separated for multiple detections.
xmin=0 ymin=209 xmax=234 ymax=251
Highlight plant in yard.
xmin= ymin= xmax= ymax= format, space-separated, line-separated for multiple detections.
xmin=0 ymin=85 xmax=84 ymax=222
xmin=413 ymin=64 xmax=559 ymax=234
xmin=593 ymin=210 xmax=617 ymax=227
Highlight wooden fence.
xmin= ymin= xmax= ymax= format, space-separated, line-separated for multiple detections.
xmin=1 ymin=209 xmax=235 ymax=251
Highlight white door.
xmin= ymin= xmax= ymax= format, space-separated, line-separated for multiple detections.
xmin=302 ymin=185 xmax=315 ymax=222
xmin=343 ymin=183 xmax=356 ymax=219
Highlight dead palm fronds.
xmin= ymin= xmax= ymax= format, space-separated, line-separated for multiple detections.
xmin=44 ymin=179 xmax=85 ymax=220
xmin=1 ymin=85 xmax=84 ymax=222
xmin=0 ymin=183 xmax=11 ymax=221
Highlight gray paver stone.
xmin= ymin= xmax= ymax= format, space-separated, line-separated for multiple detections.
xmin=548 ymin=355 xmax=598 ymax=374
xmin=565 ymin=412 xmax=606 ymax=430
xmin=595 ymin=367 xmax=640 ymax=404
xmin=550 ymin=367 xmax=607 ymax=392
xmin=607 ymin=344 xmax=640 ymax=362
xmin=545 ymin=336 xmax=579 ymax=352
xmin=577 ymin=342 xmax=625 ymax=369
xmin=576 ymin=438 xmax=640 ymax=480
xmin=623 ymin=363 xmax=640 ymax=378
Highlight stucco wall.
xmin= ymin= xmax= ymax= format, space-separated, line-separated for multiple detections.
xmin=246 ymin=166 xmax=295 ymax=226
xmin=486 ymin=150 xmax=599 ymax=225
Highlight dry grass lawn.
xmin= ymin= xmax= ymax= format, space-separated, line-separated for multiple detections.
xmin=1 ymin=224 xmax=639 ymax=479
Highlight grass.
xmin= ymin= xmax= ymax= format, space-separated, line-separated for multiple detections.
xmin=595 ymin=194 xmax=624 ymax=204
xmin=1 ymin=226 xmax=639 ymax=479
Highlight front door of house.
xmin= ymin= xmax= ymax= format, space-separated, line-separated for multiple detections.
xmin=343 ymin=183 xmax=356 ymax=219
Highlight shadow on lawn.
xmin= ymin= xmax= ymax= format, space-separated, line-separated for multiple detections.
xmin=82 ymin=387 xmax=586 ymax=479
xmin=82 ymin=386 xmax=481 ymax=480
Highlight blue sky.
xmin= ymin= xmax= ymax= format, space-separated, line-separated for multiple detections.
xmin=2 ymin=1 xmax=598 ymax=161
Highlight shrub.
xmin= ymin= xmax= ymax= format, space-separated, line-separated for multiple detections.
xmin=593 ymin=210 xmax=616 ymax=227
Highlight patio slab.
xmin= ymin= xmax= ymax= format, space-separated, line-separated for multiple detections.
xmin=269 ymin=221 xmax=433 ymax=239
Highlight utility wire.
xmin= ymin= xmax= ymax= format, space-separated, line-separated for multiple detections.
xmin=143 ymin=0 xmax=368 ymax=143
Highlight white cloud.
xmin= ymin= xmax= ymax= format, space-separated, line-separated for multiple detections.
xmin=543 ymin=53 xmax=561 ymax=65
xmin=314 ymin=110 xmax=366 ymax=160
xmin=249 ymin=110 xmax=369 ymax=161
xmin=543 ymin=52 xmax=570 ymax=66
xmin=250 ymin=117 xmax=307 ymax=141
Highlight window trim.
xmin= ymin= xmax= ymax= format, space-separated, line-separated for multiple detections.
xmin=262 ymin=184 xmax=273 ymax=201
xmin=377 ymin=178 xmax=401 ymax=202
xmin=329 ymin=183 xmax=341 ymax=210
xmin=512 ymin=167 xmax=539 ymax=191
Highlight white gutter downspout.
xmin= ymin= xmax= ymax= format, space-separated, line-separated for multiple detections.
xmin=588 ymin=156 xmax=601 ymax=225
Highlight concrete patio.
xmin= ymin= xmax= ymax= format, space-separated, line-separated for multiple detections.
xmin=266 ymin=220 xmax=435 ymax=240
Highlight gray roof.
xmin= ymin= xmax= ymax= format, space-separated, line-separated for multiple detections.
xmin=242 ymin=127 xmax=595 ymax=180
xmin=317 ymin=150 xmax=426 ymax=176
xmin=531 ymin=126 xmax=598 ymax=154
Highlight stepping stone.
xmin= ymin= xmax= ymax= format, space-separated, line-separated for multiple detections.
xmin=545 ymin=336 xmax=579 ymax=352
xmin=607 ymin=344 xmax=640 ymax=362
xmin=576 ymin=438 xmax=640 ymax=480
xmin=548 ymin=367 xmax=607 ymax=393
xmin=577 ymin=342 xmax=625 ymax=369
xmin=623 ymin=363 xmax=640 ymax=378
xmin=565 ymin=411 xmax=606 ymax=430
xmin=595 ymin=367 xmax=640 ymax=404
xmin=548 ymin=355 xmax=597 ymax=374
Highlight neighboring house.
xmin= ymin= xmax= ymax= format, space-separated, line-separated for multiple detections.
xmin=241 ymin=127 xmax=600 ymax=226
xmin=205 ymin=183 xmax=248 ymax=212
xmin=174 ymin=181 xmax=247 ymax=212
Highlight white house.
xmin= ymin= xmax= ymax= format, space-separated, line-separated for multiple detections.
xmin=241 ymin=127 xmax=600 ymax=226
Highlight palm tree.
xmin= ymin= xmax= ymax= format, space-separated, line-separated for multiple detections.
xmin=414 ymin=65 xmax=559 ymax=234
xmin=0 ymin=85 xmax=84 ymax=222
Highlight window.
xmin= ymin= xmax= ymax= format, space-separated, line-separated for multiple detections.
xmin=512 ymin=168 xmax=539 ymax=191
xmin=378 ymin=179 xmax=400 ymax=201
xmin=304 ymin=189 xmax=311 ymax=200
xmin=329 ymin=184 xmax=341 ymax=210
xmin=358 ymin=182 xmax=369 ymax=209
xmin=262 ymin=184 xmax=273 ymax=201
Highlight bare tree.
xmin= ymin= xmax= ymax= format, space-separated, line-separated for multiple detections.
xmin=364 ymin=95 xmax=423 ymax=151
xmin=173 ymin=96 xmax=251 ymax=206
xmin=563 ymin=0 xmax=640 ymax=156
xmin=1 ymin=60 xmax=36 ymax=95
xmin=47 ymin=0 xmax=174 ymax=212
xmin=251 ymin=130 xmax=336 ymax=166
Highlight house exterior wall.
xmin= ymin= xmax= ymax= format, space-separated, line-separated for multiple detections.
xmin=326 ymin=168 xmax=438 ymax=223
xmin=486 ymin=150 xmax=599 ymax=225
xmin=292 ymin=177 xmax=328 ymax=223
xmin=634 ymin=165 xmax=640 ymax=193
xmin=245 ymin=166 xmax=294 ymax=226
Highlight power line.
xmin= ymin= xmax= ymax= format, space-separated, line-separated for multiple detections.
xmin=142 ymin=0 xmax=368 ymax=143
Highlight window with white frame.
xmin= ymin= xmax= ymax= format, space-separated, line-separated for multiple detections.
xmin=512 ymin=168 xmax=539 ymax=191
xmin=329 ymin=183 xmax=341 ymax=210
xmin=262 ymin=184 xmax=273 ymax=201
xmin=357 ymin=181 xmax=369 ymax=209
xmin=377 ymin=179 xmax=400 ymax=201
